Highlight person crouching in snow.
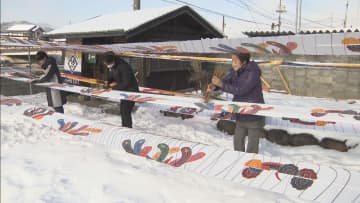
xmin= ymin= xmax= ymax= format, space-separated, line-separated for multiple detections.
xmin=30 ymin=51 xmax=67 ymax=113
xmin=210 ymin=52 xmax=265 ymax=153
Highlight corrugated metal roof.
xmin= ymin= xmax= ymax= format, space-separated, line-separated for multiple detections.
xmin=244 ymin=28 xmax=359 ymax=37
xmin=46 ymin=6 xmax=189 ymax=36
xmin=243 ymin=30 xmax=295 ymax=37
xmin=299 ymin=28 xmax=359 ymax=34
xmin=7 ymin=24 xmax=36 ymax=31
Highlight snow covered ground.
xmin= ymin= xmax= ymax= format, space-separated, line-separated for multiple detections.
xmin=1 ymin=92 xmax=360 ymax=203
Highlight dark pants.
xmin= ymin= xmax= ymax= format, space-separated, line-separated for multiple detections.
xmin=120 ymin=100 xmax=135 ymax=128
xmin=54 ymin=106 xmax=64 ymax=113
xmin=234 ymin=118 xmax=265 ymax=153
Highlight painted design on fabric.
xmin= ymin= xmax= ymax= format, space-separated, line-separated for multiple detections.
xmin=242 ymin=159 xmax=317 ymax=190
xmin=122 ymin=139 xmax=206 ymax=167
xmin=57 ymin=119 xmax=102 ymax=136
xmin=23 ymin=107 xmax=54 ymax=120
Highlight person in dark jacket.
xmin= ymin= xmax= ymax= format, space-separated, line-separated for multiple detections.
xmin=211 ymin=52 xmax=265 ymax=153
xmin=30 ymin=51 xmax=67 ymax=113
xmin=103 ymin=51 xmax=139 ymax=128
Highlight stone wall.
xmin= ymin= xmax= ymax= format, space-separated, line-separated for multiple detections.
xmin=259 ymin=64 xmax=360 ymax=99
xmin=201 ymin=60 xmax=360 ymax=100
xmin=0 ymin=78 xmax=45 ymax=96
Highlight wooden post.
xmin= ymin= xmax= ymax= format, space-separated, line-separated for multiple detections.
xmin=28 ymin=47 xmax=32 ymax=94
xmin=136 ymin=58 xmax=147 ymax=86
xmin=190 ymin=61 xmax=205 ymax=93
xmin=275 ymin=66 xmax=292 ymax=94
xmin=260 ymin=76 xmax=271 ymax=91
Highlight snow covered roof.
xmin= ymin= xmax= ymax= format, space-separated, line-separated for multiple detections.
xmin=6 ymin=24 xmax=44 ymax=33
xmin=7 ymin=24 xmax=37 ymax=31
xmin=46 ymin=5 xmax=221 ymax=37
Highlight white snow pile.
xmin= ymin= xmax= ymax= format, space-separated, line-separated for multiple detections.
xmin=2 ymin=92 xmax=360 ymax=203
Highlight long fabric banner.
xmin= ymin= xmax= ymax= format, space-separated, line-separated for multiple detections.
xmin=56 ymin=71 xmax=360 ymax=136
xmin=3 ymin=68 xmax=359 ymax=135
xmin=1 ymin=97 xmax=360 ymax=203
xmin=2 ymin=32 xmax=360 ymax=56
xmin=2 ymin=34 xmax=360 ymax=69
xmin=104 ymin=33 xmax=360 ymax=56
xmin=1 ymin=71 xmax=359 ymax=126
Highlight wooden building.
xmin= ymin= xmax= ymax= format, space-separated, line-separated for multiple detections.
xmin=45 ymin=5 xmax=224 ymax=90
xmin=2 ymin=24 xmax=44 ymax=40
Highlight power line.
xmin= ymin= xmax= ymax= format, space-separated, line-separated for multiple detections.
xmin=162 ymin=0 xmax=330 ymax=31
xmin=224 ymin=0 xmax=247 ymax=10
xmin=239 ymin=0 xmax=277 ymax=20
xmin=237 ymin=0 xmax=332 ymax=30
xmin=173 ymin=0 xmax=256 ymax=23
xmin=236 ymin=0 xmax=294 ymax=26
xmin=245 ymin=0 xmax=336 ymax=30
xmin=231 ymin=0 xmax=280 ymax=22
xmin=226 ymin=0 xmax=294 ymax=29
xmin=160 ymin=0 xmax=181 ymax=5
xmin=170 ymin=0 xmax=271 ymax=25
xmin=280 ymin=1 xmax=339 ymax=29
xmin=284 ymin=12 xmax=338 ymax=29
xmin=224 ymin=0 xmax=259 ymax=28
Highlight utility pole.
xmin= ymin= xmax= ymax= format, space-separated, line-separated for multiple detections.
xmin=295 ymin=0 xmax=299 ymax=33
xmin=295 ymin=0 xmax=302 ymax=33
xmin=298 ymin=0 xmax=302 ymax=31
xmin=222 ymin=15 xmax=226 ymax=35
xmin=133 ymin=0 xmax=140 ymax=10
xmin=344 ymin=0 xmax=349 ymax=28
xmin=274 ymin=0 xmax=286 ymax=32
xmin=28 ymin=47 xmax=32 ymax=94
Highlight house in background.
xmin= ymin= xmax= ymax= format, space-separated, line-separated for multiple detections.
xmin=2 ymin=24 xmax=44 ymax=40
xmin=44 ymin=5 xmax=224 ymax=90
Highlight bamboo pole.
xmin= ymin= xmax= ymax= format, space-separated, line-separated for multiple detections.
xmin=275 ymin=66 xmax=292 ymax=94
xmin=28 ymin=47 xmax=33 ymax=94
xmin=260 ymin=76 xmax=271 ymax=91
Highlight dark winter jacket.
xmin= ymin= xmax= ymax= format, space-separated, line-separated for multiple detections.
xmin=35 ymin=57 xmax=67 ymax=107
xmin=221 ymin=61 xmax=264 ymax=121
xmin=106 ymin=58 xmax=139 ymax=92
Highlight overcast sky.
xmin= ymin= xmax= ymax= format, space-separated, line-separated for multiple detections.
xmin=1 ymin=0 xmax=359 ymax=38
